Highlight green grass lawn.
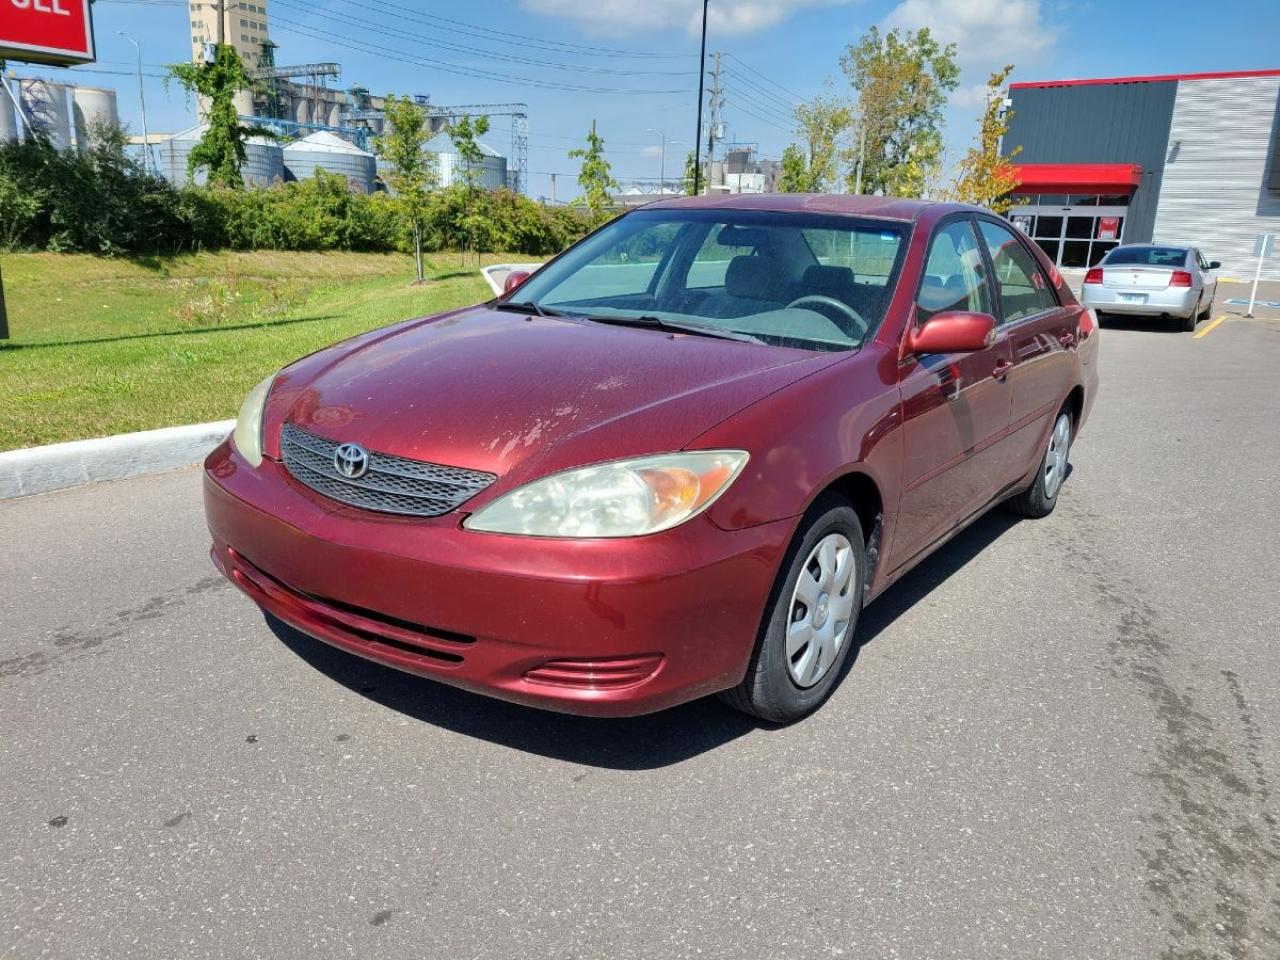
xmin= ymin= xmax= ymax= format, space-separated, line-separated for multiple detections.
xmin=0 ymin=250 xmax=529 ymax=451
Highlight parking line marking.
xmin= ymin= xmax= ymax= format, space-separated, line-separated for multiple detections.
xmin=1194 ymin=315 xmax=1228 ymax=340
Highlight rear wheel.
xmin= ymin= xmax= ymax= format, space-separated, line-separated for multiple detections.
xmin=1007 ymin=409 xmax=1072 ymax=518
xmin=720 ymin=494 xmax=865 ymax=723
xmin=1181 ymin=297 xmax=1200 ymax=332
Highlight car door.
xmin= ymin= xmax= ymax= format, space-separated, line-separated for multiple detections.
xmin=1195 ymin=248 xmax=1218 ymax=307
xmin=891 ymin=217 xmax=1012 ymax=572
xmin=974 ymin=218 xmax=1076 ymax=479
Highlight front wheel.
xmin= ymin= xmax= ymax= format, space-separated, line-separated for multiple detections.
xmin=720 ymin=495 xmax=865 ymax=723
xmin=1006 ymin=410 xmax=1072 ymax=518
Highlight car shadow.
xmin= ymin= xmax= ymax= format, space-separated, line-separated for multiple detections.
xmin=265 ymin=507 xmax=1025 ymax=770
xmin=1095 ymin=313 xmax=1186 ymax=333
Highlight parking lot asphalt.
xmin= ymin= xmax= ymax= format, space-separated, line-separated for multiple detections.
xmin=3 ymin=309 xmax=1279 ymax=960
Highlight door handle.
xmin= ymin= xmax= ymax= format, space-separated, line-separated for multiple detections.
xmin=993 ymin=359 xmax=1013 ymax=380
xmin=1059 ymin=332 xmax=1076 ymax=348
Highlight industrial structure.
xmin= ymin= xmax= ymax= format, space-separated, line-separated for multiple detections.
xmin=282 ymin=130 xmax=376 ymax=193
xmin=1005 ymin=67 xmax=1280 ymax=280
xmin=0 ymin=76 xmax=120 ymax=153
xmin=158 ymin=121 xmax=283 ymax=188
xmin=3 ymin=0 xmax=530 ymax=196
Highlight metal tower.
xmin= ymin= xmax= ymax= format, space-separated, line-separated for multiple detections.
xmin=426 ymin=102 xmax=529 ymax=194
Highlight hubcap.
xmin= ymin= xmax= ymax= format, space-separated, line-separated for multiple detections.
xmin=1043 ymin=413 xmax=1071 ymax=499
xmin=786 ymin=533 xmax=857 ymax=688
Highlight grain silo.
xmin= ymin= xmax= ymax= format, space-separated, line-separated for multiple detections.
xmin=425 ymin=132 xmax=508 ymax=191
xmin=71 ymin=86 xmax=120 ymax=152
xmin=283 ymin=130 xmax=376 ymax=194
xmin=0 ymin=80 xmax=17 ymax=144
xmin=158 ymin=123 xmax=284 ymax=188
xmin=19 ymin=79 xmax=72 ymax=151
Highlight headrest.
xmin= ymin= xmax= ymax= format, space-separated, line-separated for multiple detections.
xmin=801 ymin=264 xmax=855 ymax=297
xmin=919 ymin=274 xmax=961 ymax=313
xmin=725 ymin=255 xmax=783 ymax=302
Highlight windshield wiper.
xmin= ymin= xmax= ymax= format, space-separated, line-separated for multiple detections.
xmin=492 ymin=300 xmax=564 ymax=317
xmin=583 ymin=314 xmax=763 ymax=344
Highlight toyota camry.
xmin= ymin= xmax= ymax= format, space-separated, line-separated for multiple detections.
xmin=204 ymin=194 xmax=1099 ymax=722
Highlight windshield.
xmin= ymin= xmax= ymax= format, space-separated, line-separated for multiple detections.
xmin=507 ymin=208 xmax=908 ymax=352
xmin=1105 ymin=246 xmax=1187 ymax=267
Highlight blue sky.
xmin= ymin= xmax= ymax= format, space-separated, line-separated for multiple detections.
xmin=27 ymin=0 xmax=1280 ymax=198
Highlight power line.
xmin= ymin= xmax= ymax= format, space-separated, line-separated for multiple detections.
xmin=722 ymin=66 xmax=801 ymax=117
xmin=272 ymin=0 xmax=692 ymax=78
xmin=269 ymin=16 xmax=694 ymax=96
xmin=723 ymin=53 xmax=808 ymax=103
xmin=354 ymin=0 xmax=696 ymax=60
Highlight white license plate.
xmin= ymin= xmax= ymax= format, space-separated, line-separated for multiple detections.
xmin=1119 ymin=293 xmax=1147 ymax=304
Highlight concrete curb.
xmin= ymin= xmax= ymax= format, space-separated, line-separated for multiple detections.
xmin=0 ymin=420 xmax=235 ymax=501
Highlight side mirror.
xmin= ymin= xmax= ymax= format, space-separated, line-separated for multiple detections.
xmin=503 ymin=270 xmax=532 ymax=294
xmin=908 ymin=311 xmax=997 ymax=354
xmin=1208 ymin=260 xmax=1221 ymax=270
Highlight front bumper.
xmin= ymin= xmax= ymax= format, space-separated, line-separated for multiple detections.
xmin=1081 ymin=284 xmax=1198 ymax=318
xmin=204 ymin=440 xmax=794 ymax=717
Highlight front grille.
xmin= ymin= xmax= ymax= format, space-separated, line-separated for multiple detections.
xmin=279 ymin=423 xmax=496 ymax=518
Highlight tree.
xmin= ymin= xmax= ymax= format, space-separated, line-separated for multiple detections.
xmin=682 ymin=150 xmax=698 ymax=196
xmin=949 ymin=65 xmax=1022 ymax=212
xmin=374 ymin=94 xmax=436 ymax=282
xmin=446 ymin=114 xmax=491 ymax=262
xmin=568 ymin=122 xmax=618 ymax=224
xmin=167 ymin=45 xmax=268 ymax=189
xmin=840 ymin=25 xmax=959 ymax=197
xmin=777 ymin=145 xmax=809 ymax=193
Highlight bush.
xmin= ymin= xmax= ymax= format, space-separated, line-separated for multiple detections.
xmin=214 ymin=170 xmax=399 ymax=251
xmin=0 ymin=136 xmax=218 ymax=254
xmin=0 ymin=136 xmax=592 ymax=257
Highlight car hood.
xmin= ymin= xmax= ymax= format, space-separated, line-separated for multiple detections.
xmin=264 ymin=304 xmax=838 ymax=489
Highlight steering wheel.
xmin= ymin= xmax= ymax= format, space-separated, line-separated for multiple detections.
xmin=785 ymin=295 xmax=868 ymax=336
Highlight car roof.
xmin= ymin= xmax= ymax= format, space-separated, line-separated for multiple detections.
xmin=1112 ymin=243 xmax=1189 ymax=252
xmin=642 ymin=192 xmax=978 ymax=223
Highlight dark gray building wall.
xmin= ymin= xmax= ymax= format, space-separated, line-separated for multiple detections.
xmin=1005 ymin=81 xmax=1178 ymax=243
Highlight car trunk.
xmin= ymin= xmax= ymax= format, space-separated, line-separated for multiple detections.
xmin=1102 ymin=267 xmax=1175 ymax=290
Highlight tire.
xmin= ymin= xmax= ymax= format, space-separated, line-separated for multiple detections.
xmin=1006 ymin=408 xmax=1072 ymax=519
xmin=1198 ymin=295 xmax=1213 ymax=320
xmin=1181 ymin=297 xmax=1200 ymax=332
xmin=720 ymin=494 xmax=865 ymax=723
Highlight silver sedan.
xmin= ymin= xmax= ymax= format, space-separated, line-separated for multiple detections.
xmin=1081 ymin=244 xmax=1220 ymax=332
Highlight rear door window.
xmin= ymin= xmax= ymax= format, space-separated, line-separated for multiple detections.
xmin=976 ymin=220 xmax=1058 ymax=324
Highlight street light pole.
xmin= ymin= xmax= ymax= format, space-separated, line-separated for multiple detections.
xmin=117 ymin=32 xmax=151 ymax=176
xmin=693 ymin=0 xmax=708 ymax=195
xmin=646 ymin=127 xmax=665 ymax=195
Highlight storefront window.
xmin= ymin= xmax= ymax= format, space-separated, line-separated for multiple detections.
xmin=1061 ymin=241 xmax=1091 ymax=268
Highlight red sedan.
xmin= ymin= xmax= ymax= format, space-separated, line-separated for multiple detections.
xmin=204 ymin=195 xmax=1098 ymax=722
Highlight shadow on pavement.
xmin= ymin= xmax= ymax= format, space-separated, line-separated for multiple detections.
xmin=266 ymin=505 xmax=1025 ymax=769
xmin=1095 ymin=313 xmax=1190 ymax=334
xmin=0 ymin=314 xmax=340 ymax=351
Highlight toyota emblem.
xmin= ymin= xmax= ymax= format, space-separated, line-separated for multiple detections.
xmin=334 ymin=442 xmax=370 ymax=479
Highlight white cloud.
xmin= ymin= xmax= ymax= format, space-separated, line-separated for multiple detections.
xmin=522 ymin=0 xmax=853 ymax=37
xmin=884 ymin=0 xmax=1057 ymax=81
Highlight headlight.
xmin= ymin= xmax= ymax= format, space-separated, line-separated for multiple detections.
xmin=464 ymin=450 xmax=749 ymax=538
xmin=231 ymin=373 xmax=276 ymax=468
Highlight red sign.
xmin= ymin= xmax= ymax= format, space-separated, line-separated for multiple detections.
xmin=0 ymin=0 xmax=96 ymax=66
xmin=1097 ymin=216 xmax=1120 ymax=241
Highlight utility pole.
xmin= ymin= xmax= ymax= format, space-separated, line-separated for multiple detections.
xmin=216 ymin=0 xmax=225 ymax=47
xmin=693 ymin=0 xmax=708 ymax=196
xmin=550 ymin=173 xmax=557 ymax=205
xmin=704 ymin=51 xmax=724 ymax=195
xmin=854 ymin=123 xmax=866 ymax=195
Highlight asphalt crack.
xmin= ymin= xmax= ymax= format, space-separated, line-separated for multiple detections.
xmin=1053 ymin=502 xmax=1280 ymax=959
xmin=0 ymin=575 xmax=227 ymax=683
